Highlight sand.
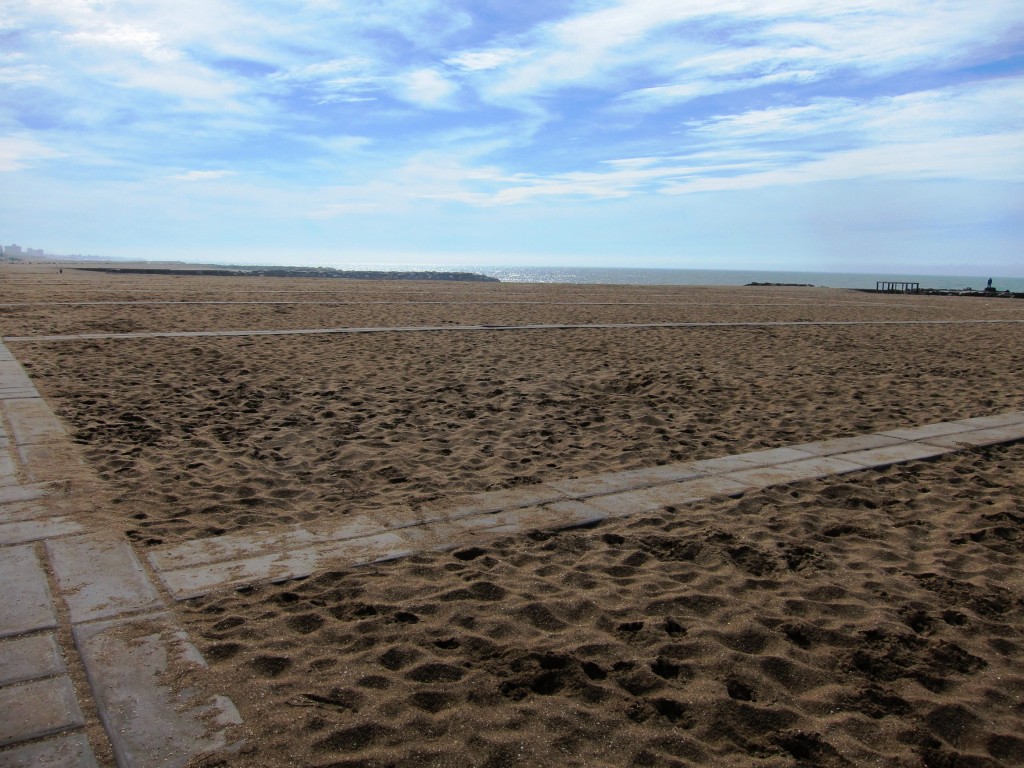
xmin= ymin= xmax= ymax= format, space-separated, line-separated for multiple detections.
xmin=2 ymin=264 xmax=1023 ymax=767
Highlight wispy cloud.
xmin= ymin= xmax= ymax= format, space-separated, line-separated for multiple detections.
xmin=458 ymin=0 xmax=1020 ymax=114
xmin=0 ymin=135 xmax=65 ymax=172
xmin=344 ymin=77 xmax=1024 ymax=206
xmin=64 ymin=24 xmax=178 ymax=63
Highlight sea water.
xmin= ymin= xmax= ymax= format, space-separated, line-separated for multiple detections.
xmin=326 ymin=264 xmax=1024 ymax=292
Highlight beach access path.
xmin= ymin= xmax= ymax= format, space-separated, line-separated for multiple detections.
xmin=5 ymin=317 xmax=1024 ymax=344
xmin=0 ymin=341 xmax=242 ymax=768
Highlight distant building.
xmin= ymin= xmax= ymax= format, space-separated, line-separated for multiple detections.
xmin=27 ymin=248 xmax=44 ymax=257
xmin=3 ymin=244 xmax=23 ymax=256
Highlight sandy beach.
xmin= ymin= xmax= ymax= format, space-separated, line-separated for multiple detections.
xmin=2 ymin=264 xmax=1023 ymax=767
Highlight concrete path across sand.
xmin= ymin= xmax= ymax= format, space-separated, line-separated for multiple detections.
xmin=146 ymin=411 xmax=1024 ymax=601
xmin=0 ymin=299 xmax=944 ymax=308
xmin=6 ymin=318 xmax=1024 ymax=343
xmin=0 ymin=343 xmax=241 ymax=767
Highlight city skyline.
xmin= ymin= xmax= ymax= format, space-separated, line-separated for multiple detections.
xmin=2 ymin=1 xmax=1022 ymax=275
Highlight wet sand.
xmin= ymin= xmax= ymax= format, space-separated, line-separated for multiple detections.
xmin=2 ymin=264 xmax=1022 ymax=766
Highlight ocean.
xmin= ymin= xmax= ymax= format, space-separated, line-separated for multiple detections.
xmin=330 ymin=264 xmax=1024 ymax=292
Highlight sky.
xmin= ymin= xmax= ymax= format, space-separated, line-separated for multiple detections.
xmin=2 ymin=0 xmax=1023 ymax=274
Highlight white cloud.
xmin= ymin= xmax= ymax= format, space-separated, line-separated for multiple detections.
xmin=397 ymin=68 xmax=457 ymax=108
xmin=346 ymin=77 xmax=1024 ymax=206
xmin=689 ymin=78 xmax=1024 ymax=145
xmin=446 ymin=49 xmax=523 ymax=72
xmin=0 ymin=64 xmax=49 ymax=85
xmin=65 ymin=24 xmax=178 ymax=63
xmin=0 ymin=136 xmax=65 ymax=171
xmin=663 ymin=133 xmax=1024 ymax=194
xmin=467 ymin=0 xmax=1020 ymax=114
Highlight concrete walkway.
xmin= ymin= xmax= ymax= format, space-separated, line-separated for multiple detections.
xmin=0 ymin=300 xmax=938 ymax=307
xmin=147 ymin=411 xmax=1024 ymax=601
xmin=0 ymin=344 xmax=241 ymax=767
xmin=7 ymin=318 xmax=1024 ymax=343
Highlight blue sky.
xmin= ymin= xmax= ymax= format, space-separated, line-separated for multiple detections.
xmin=2 ymin=0 xmax=1023 ymax=274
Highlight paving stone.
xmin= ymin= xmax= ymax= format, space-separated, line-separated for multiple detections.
xmin=878 ymin=421 xmax=973 ymax=441
xmin=0 ymin=483 xmax=50 ymax=505
xmin=0 ymin=449 xmax=17 ymax=486
xmin=415 ymin=497 xmax=504 ymax=524
xmin=158 ymin=531 xmax=413 ymax=599
xmin=0 ymin=733 xmax=98 ymax=768
xmin=919 ymin=424 xmax=1024 ymax=448
xmin=625 ymin=475 xmax=752 ymax=508
xmin=725 ymin=446 xmax=818 ymax=467
xmin=74 ymin=614 xmax=242 ymax=767
xmin=950 ymin=411 xmax=1024 ymax=430
xmin=551 ymin=464 xmax=703 ymax=498
xmin=2 ymin=399 xmax=65 ymax=445
xmin=0 ymin=517 xmax=84 ymax=545
xmin=0 ymin=633 xmax=65 ymax=685
xmin=689 ymin=455 xmax=773 ymax=474
xmin=0 ymin=676 xmax=85 ymax=747
xmin=148 ymin=514 xmax=395 ymax=572
xmin=430 ymin=485 xmax=566 ymax=523
xmin=725 ymin=456 xmax=867 ymax=488
xmin=0 ymin=502 xmax=53 ymax=524
xmin=47 ymin=536 xmax=163 ymax=623
xmin=435 ymin=511 xmax=532 ymax=542
xmin=17 ymin=443 xmax=83 ymax=483
xmin=536 ymin=501 xmax=609 ymax=529
xmin=839 ymin=442 xmax=957 ymax=468
xmin=791 ymin=433 xmax=906 ymax=456
xmin=0 ymin=370 xmax=32 ymax=388
xmin=0 ymin=544 xmax=58 ymax=638
xmin=439 ymin=504 xmax=607 ymax=543
xmin=584 ymin=475 xmax=749 ymax=517
xmin=617 ymin=463 xmax=705 ymax=485
xmin=480 ymin=484 xmax=566 ymax=510
xmin=148 ymin=528 xmax=322 ymax=573
xmin=443 ymin=509 xmax=532 ymax=536
xmin=0 ymin=389 xmax=41 ymax=401
xmin=549 ymin=473 xmax=652 ymax=498
xmin=544 ymin=500 xmax=612 ymax=528
xmin=583 ymin=490 xmax=667 ymax=516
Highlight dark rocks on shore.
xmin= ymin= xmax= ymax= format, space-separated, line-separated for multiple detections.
xmin=745 ymin=282 xmax=815 ymax=287
xmin=73 ymin=266 xmax=500 ymax=282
